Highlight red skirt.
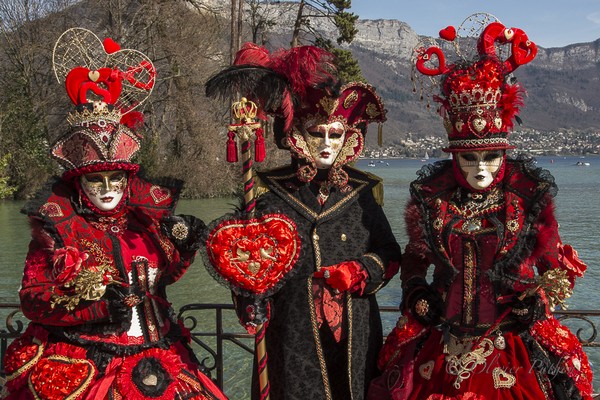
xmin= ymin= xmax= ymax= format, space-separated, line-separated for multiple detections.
xmin=406 ymin=329 xmax=549 ymax=400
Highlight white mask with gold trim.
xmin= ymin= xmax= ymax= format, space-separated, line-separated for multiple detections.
xmin=80 ymin=170 xmax=128 ymax=212
xmin=302 ymin=121 xmax=346 ymax=169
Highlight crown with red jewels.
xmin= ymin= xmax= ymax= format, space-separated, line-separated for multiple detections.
xmin=412 ymin=13 xmax=537 ymax=152
xmin=50 ymin=28 xmax=156 ymax=178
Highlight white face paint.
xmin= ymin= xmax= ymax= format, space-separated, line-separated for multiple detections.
xmin=457 ymin=150 xmax=504 ymax=190
xmin=303 ymin=121 xmax=346 ymax=169
xmin=80 ymin=170 xmax=127 ymax=212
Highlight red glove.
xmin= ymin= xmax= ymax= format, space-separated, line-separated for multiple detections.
xmin=313 ymin=261 xmax=368 ymax=294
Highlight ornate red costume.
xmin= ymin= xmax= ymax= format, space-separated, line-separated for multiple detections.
xmin=3 ymin=28 xmax=227 ymax=400
xmin=371 ymin=14 xmax=593 ymax=400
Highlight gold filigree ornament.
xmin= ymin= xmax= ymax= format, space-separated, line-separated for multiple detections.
xmin=365 ymin=102 xmax=381 ymax=118
xmin=50 ymin=264 xmax=119 ymax=311
xmin=539 ymin=268 xmax=573 ymax=310
xmin=446 ymin=338 xmax=494 ymax=389
xmin=343 ymin=90 xmax=359 ymax=109
xmin=319 ymin=96 xmax=339 ymax=116
xmin=506 ymin=218 xmax=520 ymax=232
xmin=171 ymin=222 xmax=189 ymax=241
xmin=334 ymin=130 xmax=361 ymax=165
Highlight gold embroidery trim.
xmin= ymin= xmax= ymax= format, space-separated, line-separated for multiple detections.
xmin=39 ymin=202 xmax=63 ymax=218
xmin=364 ymin=253 xmax=386 ymax=295
xmin=343 ymin=90 xmax=358 ymax=109
xmin=346 ymin=291 xmax=354 ymax=400
xmin=307 ymin=275 xmax=332 ymax=400
xmin=462 ymin=242 xmax=475 ymax=326
xmin=136 ymin=261 xmax=159 ymax=342
xmin=313 ymin=227 xmax=322 ymax=269
xmin=365 ymin=102 xmax=381 ymax=118
xmin=269 ymin=175 xmax=369 ymax=221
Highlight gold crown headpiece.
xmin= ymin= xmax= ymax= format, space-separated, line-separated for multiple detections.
xmin=66 ymin=101 xmax=122 ymax=127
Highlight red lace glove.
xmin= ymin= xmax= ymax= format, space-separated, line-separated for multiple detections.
xmin=313 ymin=261 xmax=368 ymax=294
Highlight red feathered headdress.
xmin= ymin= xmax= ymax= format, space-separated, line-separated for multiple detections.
xmin=412 ymin=14 xmax=537 ymax=152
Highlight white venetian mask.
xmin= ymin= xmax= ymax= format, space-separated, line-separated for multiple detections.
xmin=302 ymin=121 xmax=346 ymax=169
xmin=80 ymin=170 xmax=128 ymax=212
xmin=457 ymin=150 xmax=504 ymax=190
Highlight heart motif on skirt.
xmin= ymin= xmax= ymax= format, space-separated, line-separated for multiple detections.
xmin=206 ymin=214 xmax=300 ymax=295
xmin=418 ymin=360 xmax=434 ymax=380
xmin=29 ymin=356 xmax=95 ymax=400
xmin=492 ymin=367 xmax=516 ymax=389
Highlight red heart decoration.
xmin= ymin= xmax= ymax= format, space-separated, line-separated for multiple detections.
xmin=4 ymin=337 xmax=44 ymax=380
xmin=207 ymin=214 xmax=300 ymax=295
xmin=439 ymin=25 xmax=456 ymax=41
xmin=415 ymin=47 xmax=448 ymax=76
xmin=103 ymin=37 xmax=121 ymax=54
xmin=150 ymin=185 xmax=172 ymax=204
xmin=29 ymin=356 xmax=95 ymax=400
xmin=511 ymin=29 xmax=537 ymax=66
xmin=65 ymin=66 xmax=123 ymax=106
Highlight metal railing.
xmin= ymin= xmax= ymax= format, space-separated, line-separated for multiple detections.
xmin=1 ymin=303 xmax=599 ymax=395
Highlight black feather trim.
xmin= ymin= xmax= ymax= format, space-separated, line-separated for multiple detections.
xmin=205 ymin=65 xmax=290 ymax=113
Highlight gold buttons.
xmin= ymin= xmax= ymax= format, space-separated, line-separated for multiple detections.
xmin=341 ymin=233 xmax=347 ymax=241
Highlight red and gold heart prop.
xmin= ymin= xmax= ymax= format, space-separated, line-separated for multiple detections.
xmin=28 ymin=356 xmax=95 ymax=400
xmin=206 ymin=214 xmax=300 ymax=295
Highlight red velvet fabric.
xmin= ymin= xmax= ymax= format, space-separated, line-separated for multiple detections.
xmin=405 ymin=330 xmax=548 ymax=400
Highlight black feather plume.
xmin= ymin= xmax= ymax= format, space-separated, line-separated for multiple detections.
xmin=205 ymin=65 xmax=290 ymax=113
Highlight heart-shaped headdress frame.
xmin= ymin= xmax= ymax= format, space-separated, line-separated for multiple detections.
xmin=52 ymin=27 xmax=156 ymax=115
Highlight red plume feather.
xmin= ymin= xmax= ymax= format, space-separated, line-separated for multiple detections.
xmin=500 ymin=83 xmax=525 ymax=130
xmin=234 ymin=42 xmax=271 ymax=67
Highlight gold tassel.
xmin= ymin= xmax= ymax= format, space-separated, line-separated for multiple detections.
xmin=378 ymin=123 xmax=383 ymax=147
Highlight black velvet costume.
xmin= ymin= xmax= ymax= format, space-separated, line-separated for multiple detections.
xmin=249 ymin=165 xmax=402 ymax=400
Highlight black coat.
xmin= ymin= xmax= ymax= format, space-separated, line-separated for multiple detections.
xmin=252 ymin=165 xmax=401 ymax=400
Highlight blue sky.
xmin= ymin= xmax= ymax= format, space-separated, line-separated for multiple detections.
xmin=349 ymin=0 xmax=600 ymax=48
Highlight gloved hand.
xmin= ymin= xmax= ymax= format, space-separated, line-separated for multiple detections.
xmin=104 ymin=283 xmax=146 ymax=323
xmin=403 ymin=283 xmax=443 ymax=326
xmin=232 ymin=294 xmax=272 ymax=335
xmin=161 ymin=214 xmax=207 ymax=254
xmin=313 ymin=261 xmax=368 ymax=294
xmin=509 ymin=293 xmax=544 ymax=326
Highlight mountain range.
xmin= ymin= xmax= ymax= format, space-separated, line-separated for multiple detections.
xmin=211 ymin=1 xmax=600 ymax=139
xmin=345 ymin=19 xmax=600 ymax=139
